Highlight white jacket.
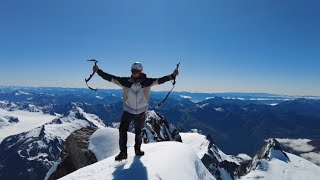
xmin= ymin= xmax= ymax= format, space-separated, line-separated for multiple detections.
xmin=98 ymin=70 xmax=173 ymax=114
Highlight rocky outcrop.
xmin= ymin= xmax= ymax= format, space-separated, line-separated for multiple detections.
xmin=143 ymin=110 xmax=182 ymax=143
xmin=47 ymin=127 xmax=98 ymax=180
xmin=201 ymin=135 xmax=249 ymax=180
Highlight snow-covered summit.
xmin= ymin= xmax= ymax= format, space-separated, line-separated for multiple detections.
xmin=46 ymin=110 xmax=183 ymax=179
xmin=48 ymin=128 xmax=320 ymax=180
xmin=60 ymin=128 xmax=215 ymax=180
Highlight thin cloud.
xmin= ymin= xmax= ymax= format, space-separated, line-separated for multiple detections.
xmin=300 ymin=152 xmax=320 ymax=166
xmin=276 ymin=138 xmax=315 ymax=152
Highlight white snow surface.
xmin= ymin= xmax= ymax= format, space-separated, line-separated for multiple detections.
xmin=15 ymin=91 xmax=30 ymax=95
xmin=26 ymin=107 xmax=104 ymax=142
xmin=180 ymin=132 xmax=210 ymax=159
xmin=89 ymin=127 xmax=135 ymax=161
xmin=211 ymin=145 xmax=242 ymax=165
xmin=182 ymin=132 xmax=243 ymax=166
xmin=237 ymin=153 xmax=252 ymax=161
xmin=240 ymin=152 xmax=320 ymax=180
xmin=197 ymin=103 xmax=209 ymax=108
xmin=214 ymin=107 xmax=224 ymax=112
xmin=0 ymin=108 xmax=57 ymax=142
xmin=60 ymin=141 xmax=215 ymax=180
xmin=180 ymin=95 xmax=192 ymax=99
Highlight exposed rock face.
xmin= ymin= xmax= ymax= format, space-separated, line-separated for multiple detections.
xmin=143 ymin=110 xmax=182 ymax=143
xmin=47 ymin=127 xmax=98 ymax=180
xmin=201 ymin=135 xmax=249 ymax=180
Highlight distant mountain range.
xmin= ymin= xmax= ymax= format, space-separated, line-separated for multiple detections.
xmin=0 ymin=104 xmax=105 ymax=180
xmin=1 ymin=87 xmax=320 ymax=152
xmin=1 ymin=86 xmax=319 ymax=105
xmin=1 ymin=86 xmax=320 ymax=179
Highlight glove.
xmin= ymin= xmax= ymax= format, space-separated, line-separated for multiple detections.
xmin=93 ymin=65 xmax=99 ymax=73
xmin=172 ymin=69 xmax=179 ymax=77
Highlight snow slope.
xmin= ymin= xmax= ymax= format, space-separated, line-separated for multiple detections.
xmin=61 ymin=128 xmax=215 ymax=180
xmin=240 ymin=151 xmax=320 ymax=180
xmin=0 ymin=108 xmax=57 ymax=142
xmin=88 ymin=127 xmax=135 ymax=161
xmin=180 ymin=132 xmax=210 ymax=159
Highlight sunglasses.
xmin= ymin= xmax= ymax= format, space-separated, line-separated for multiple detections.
xmin=131 ymin=69 xmax=142 ymax=74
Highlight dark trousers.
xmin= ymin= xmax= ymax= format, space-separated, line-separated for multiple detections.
xmin=119 ymin=111 xmax=145 ymax=153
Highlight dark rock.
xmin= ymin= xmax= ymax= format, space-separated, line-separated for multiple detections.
xmin=7 ymin=116 xmax=19 ymax=123
xmin=48 ymin=127 xmax=98 ymax=180
xmin=200 ymin=135 xmax=248 ymax=180
xmin=143 ymin=111 xmax=182 ymax=143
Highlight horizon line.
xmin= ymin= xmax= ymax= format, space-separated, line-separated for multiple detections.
xmin=1 ymin=85 xmax=319 ymax=98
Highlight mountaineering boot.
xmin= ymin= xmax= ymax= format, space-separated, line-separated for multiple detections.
xmin=135 ymin=149 xmax=145 ymax=156
xmin=115 ymin=151 xmax=127 ymax=161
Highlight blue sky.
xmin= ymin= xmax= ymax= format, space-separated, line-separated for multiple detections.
xmin=0 ymin=0 xmax=319 ymax=96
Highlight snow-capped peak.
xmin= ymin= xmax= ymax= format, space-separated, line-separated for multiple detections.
xmin=241 ymin=138 xmax=320 ymax=180
xmin=241 ymin=152 xmax=320 ymax=180
xmin=63 ymin=106 xmax=104 ymax=128
xmin=59 ymin=127 xmax=216 ymax=180
xmin=0 ymin=105 xmax=105 ymax=180
xmin=248 ymin=138 xmax=289 ymax=171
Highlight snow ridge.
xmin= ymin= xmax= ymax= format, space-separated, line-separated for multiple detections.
xmin=62 ymin=140 xmax=215 ymax=180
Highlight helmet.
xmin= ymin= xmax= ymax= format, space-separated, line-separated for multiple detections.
xmin=131 ymin=62 xmax=143 ymax=71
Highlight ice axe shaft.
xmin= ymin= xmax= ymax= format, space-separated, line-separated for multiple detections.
xmin=85 ymin=59 xmax=98 ymax=82
xmin=173 ymin=62 xmax=180 ymax=85
xmin=85 ymin=59 xmax=99 ymax=91
xmin=157 ymin=62 xmax=180 ymax=107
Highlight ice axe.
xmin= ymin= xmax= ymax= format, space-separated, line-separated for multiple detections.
xmin=85 ymin=59 xmax=98 ymax=92
xmin=172 ymin=62 xmax=180 ymax=85
xmin=157 ymin=62 xmax=180 ymax=107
